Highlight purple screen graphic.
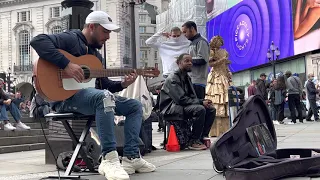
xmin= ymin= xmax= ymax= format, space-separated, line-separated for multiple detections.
xmin=207 ymin=0 xmax=294 ymax=72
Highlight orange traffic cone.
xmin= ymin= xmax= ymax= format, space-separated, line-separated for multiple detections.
xmin=166 ymin=125 xmax=180 ymax=152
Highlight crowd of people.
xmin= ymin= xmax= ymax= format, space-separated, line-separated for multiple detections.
xmin=148 ymin=22 xmax=234 ymax=148
xmin=27 ymin=10 xmax=229 ymax=180
xmin=248 ymin=71 xmax=320 ymax=125
xmin=0 ymin=80 xmax=31 ymax=131
xmin=2 ymin=9 xmax=317 ymax=180
xmin=0 ymin=78 xmax=52 ymax=131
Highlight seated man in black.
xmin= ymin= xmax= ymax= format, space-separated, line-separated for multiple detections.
xmin=159 ymin=53 xmax=216 ymax=150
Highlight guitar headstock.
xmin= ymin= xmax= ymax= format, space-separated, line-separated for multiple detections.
xmin=139 ymin=67 xmax=160 ymax=77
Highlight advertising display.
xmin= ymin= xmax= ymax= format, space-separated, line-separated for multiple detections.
xmin=293 ymin=0 xmax=320 ymax=55
xmin=206 ymin=0 xmax=242 ymax=20
xmin=207 ymin=0 xmax=294 ymax=72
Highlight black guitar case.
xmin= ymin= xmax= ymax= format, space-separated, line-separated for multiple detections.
xmin=211 ymin=95 xmax=320 ymax=180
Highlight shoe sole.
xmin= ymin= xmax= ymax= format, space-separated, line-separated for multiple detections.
xmin=136 ymin=167 xmax=156 ymax=173
xmin=98 ymin=169 xmax=130 ymax=180
xmin=188 ymin=146 xmax=207 ymax=150
xmin=125 ymin=169 xmax=136 ymax=175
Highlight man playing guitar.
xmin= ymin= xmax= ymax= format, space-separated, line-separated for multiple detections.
xmin=30 ymin=11 xmax=156 ymax=180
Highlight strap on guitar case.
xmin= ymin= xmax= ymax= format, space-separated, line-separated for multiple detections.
xmin=211 ymin=95 xmax=320 ymax=180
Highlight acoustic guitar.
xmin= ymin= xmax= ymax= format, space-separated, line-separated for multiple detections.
xmin=33 ymin=49 xmax=160 ymax=102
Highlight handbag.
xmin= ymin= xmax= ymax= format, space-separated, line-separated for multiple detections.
xmin=119 ymin=75 xmax=153 ymax=120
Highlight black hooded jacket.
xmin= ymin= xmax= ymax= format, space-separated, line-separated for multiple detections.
xmin=159 ymin=69 xmax=203 ymax=120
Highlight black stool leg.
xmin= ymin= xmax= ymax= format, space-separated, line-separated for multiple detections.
xmin=48 ymin=118 xmax=95 ymax=179
xmin=63 ymin=118 xmax=95 ymax=174
xmin=163 ymin=117 xmax=167 ymax=149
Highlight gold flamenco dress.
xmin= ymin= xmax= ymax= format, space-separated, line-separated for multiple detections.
xmin=205 ymin=47 xmax=232 ymax=137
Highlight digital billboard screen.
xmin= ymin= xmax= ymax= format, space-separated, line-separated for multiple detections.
xmin=206 ymin=0 xmax=295 ymax=72
xmin=293 ymin=0 xmax=320 ymax=55
xmin=206 ymin=0 xmax=242 ymax=19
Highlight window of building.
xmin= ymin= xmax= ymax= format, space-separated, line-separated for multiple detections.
xmin=17 ymin=11 xmax=30 ymax=22
xmin=51 ymin=26 xmax=62 ymax=34
xmin=139 ymin=14 xmax=146 ymax=23
xmin=154 ymin=51 xmax=158 ymax=59
xmin=140 ymin=38 xmax=146 ymax=47
xmin=18 ymin=30 xmax=31 ymax=69
xmin=140 ymin=50 xmax=147 ymax=59
xmin=139 ymin=26 xmax=146 ymax=33
xmin=51 ymin=7 xmax=61 ymax=18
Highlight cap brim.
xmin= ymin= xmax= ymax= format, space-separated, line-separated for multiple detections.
xmin=101 ymin=23 xmax=121 ymax=32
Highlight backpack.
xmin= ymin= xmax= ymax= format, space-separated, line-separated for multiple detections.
xmin=211 ymin=95 xmax=320 ymax=180
xmin=56 ymin=151 xmax=97 ymax=172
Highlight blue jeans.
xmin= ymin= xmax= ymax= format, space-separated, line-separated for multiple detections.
xmin=0 ymin=103 xmax=21 ymax=122
xmin=56 ymin=88 xmax=143 ymax=158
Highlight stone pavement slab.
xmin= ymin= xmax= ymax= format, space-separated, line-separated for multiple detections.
xmin=0 ymin=150 xmax=55 ymax=177
xmin=2 ymin=121 xmax=320 ymax=180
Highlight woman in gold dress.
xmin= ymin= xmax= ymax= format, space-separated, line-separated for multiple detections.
xmin=205 ymin=35 xmax=232 ymax=137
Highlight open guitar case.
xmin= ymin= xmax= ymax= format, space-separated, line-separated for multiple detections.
xmin=211 ymin=95 xmax=320 ymax=180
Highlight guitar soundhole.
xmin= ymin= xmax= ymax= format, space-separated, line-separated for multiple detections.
xmin=82 ymin=67 xmax=90 ymax=79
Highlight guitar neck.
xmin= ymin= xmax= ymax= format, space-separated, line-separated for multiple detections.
xmin=89 ymin=68 xmax=143 ymax=78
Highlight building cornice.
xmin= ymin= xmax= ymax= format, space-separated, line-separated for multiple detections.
xmin=0 ymin=0 xmax=51 ymax=7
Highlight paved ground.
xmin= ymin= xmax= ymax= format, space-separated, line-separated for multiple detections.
xmin=1 ymin=119 xmax=320 ymax=180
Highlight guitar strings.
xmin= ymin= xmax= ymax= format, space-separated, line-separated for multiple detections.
xmin=57 ymin=68 xmax=157 ymax=78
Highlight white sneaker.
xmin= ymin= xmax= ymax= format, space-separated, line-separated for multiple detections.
xmin=286 ymin=122 xmax=295 ymax=125
xmin=273 ymin=120 xmax=280 ymax=125
xmin=98 ymin=151 xmax=130 ymax=180
xmin=4 ymin=123 xmax=16 ymax=131
xmin=122 ymin=156 xmax=156 ymax=175
xmin=16 ymin=122 xmax=31 ymax=130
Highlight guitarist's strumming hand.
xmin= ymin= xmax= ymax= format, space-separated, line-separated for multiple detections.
xmin=121 ymin=71 xmax=137 ymax=88
xmin=64 ymin=62 xmax=84 ymax=83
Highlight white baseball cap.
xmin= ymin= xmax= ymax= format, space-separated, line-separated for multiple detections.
xmin=85 ymin=11 xmax=121 ymax=32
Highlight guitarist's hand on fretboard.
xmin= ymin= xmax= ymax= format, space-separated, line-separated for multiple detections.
xmin=121 ymin=71 xmax=138 ymax=88
xmin=64 ymin=62 xmax=85 ymax=83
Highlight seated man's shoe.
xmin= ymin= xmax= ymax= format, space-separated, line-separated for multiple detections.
xmin=122 ymin=156 xmax=156 ymax=175
xmin=188 ymin=140 xmax=207 ymax=150
xmin=98 ymin=151 xmax=130 ymax=180
xmin=4 ymin=123 xmax=16 ymax=131
xmin=16 ymin=122 xmax=31 ymax=130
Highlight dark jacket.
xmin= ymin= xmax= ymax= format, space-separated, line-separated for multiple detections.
xmin=0 ymin=89 xmax=9 ymax=109
xmin=0 ymin=89 xmax=8 ymax=103
xmin=30 ymin=30 xmax=124 ymax=107
xmin=159 ymin=69 xmax=203 ymax=120
xmin=13 ymin=98 xmax=24 ymax=107
xmin=306 ymin=80 xmax=318 ymax=100
xmin=256 ymin=79 xmax=267 ymax=100
xmin=269 ymin=86 xmax=275 ymax=104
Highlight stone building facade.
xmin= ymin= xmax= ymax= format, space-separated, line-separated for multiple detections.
xmin=0 ymin=0 xmax=142 ymax=99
